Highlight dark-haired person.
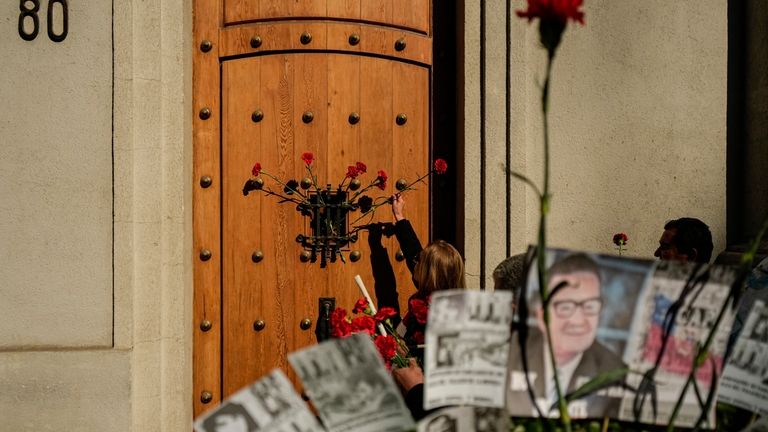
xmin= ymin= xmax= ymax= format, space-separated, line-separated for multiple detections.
xmin=507 ymin=253 xmax=626 ymax=419
xmin=654 ymin=217 xmax=713 ymax=263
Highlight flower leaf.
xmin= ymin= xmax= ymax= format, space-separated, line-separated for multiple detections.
xmin=562 ymin=368 xmax=632 ymax=404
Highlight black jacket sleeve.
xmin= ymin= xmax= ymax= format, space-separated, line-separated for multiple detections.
xmin=404 ymin=383 xmax=427 ymax=421
xmin=394 ymin=219 xmax=423 ymax=275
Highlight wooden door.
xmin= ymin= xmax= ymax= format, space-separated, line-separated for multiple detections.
xmin=193 ymin=0 xmax=432 ymax=417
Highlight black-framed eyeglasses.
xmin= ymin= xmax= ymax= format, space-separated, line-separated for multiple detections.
xmin=551 ymin=298 xmax=602 ymax=318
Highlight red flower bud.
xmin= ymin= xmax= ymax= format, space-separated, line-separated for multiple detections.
xmin=613 ymin=232 xmax=629 ymax=246
xmin=301 ymin=152 xmax=314 ymax=166
xmin=352 ymin=298 xmax=369 ymax=314
xmin=376 ymin=170 xmax=388 ymax=190
xmin=355 ymin=161 xmax=367 ymax=174
xmin=374 ymin=307 xmax=398 ymax=322
xmin=516 ymin=0 xmax=585 ymax=25
xmin=433 ymin=159 xmax=448 ymax=175
xmin=346 ymin=165 xmax=359 ymax=179
xmin=330 ymin=308 xmax=351 ymax=338
xmin=351 ymin=316 xmax=377 ymax=335
xmin=251 ymin=162 xmax=262 ymax=177
xmin=374 ymin=334 xmax=398 ymax=361
xmin=408 ymin=298 xmax=429 ymax=325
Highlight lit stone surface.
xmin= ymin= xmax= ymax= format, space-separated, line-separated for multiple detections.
xmin=0 ymin=1 xmax=113 ymax=347
xmin=466 ymin=0 xmax=727 ymax=283
xmin=0 ymin=350 xmax=130 ymax=431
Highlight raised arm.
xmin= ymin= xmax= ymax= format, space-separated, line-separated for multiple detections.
xmin=391 ymin=194 xmax=423 ymax=275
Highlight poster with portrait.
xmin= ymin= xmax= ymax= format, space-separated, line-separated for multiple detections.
xmin=424 ymin=290 xmax=514 ymax=410
xmin=288 ymin=333 xmax=414 ymax=432
xmin=507 ymin=249 xmax=655 ymax=420
xmin=717 ymin=300 xmax=768 ymax=416
xmin=193 ymin=369 xmax=324 ymax=432
xmin=416 ymin=406 xmax=509 ymax=432
xmin=620 ymin=261 xmax=738 ymax=427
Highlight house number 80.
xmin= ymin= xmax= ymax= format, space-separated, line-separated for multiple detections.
xmin=18 ymin=0 xmax=68 ymax=42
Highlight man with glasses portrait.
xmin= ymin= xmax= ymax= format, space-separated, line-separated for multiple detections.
xmin=507 ymin=253 xmax=626 ymax=418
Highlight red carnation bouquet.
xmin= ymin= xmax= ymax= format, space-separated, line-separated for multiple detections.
xmin=329 ymin=297 xmax=410 ymax=370
xmin=243 ymin=153 xmax=450 ymax=259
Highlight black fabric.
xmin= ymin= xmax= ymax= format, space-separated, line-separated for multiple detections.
xmin=368 ymin=223 xmax=401 ymax=323
xmin=404 ymin=384 xmax=428 ymax=421
xmin=394 ymin=219 xmax=423 ymax=275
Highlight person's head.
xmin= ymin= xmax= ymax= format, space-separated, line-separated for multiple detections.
xmin=201 ymin=402 xmax=259 ymax=432
xmin=413 ymin=240 xmax=465 ymax=298
xmin=654 ymin=218 xmax=713 ymax=263
xmin=535 ymin=253 xmax=602 ymax=364
xmin=493 ymin=253 xmax=528 ymax=303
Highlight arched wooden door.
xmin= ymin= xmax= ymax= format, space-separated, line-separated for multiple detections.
xmin=193 ymin=1 xmax=433 ymax=417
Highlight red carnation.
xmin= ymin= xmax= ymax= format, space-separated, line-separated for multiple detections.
xmin=355 ymin=161 xmax=367 ymax=174
xmin=516 ymin=0 xmax=585 ymax=25
xmin=352 ymin=298 xmax=369 ymax=314
xmin=251 ymin=162 xmax=262 ymax=177
xmin=613 ymin=233 xmax=629 ymax=246
xmin=376 ymin=170 xmax=388 ymax=190
xmin=330 ymin=308 xmax=351 ymax=338
xmin=433 ymin=159 xmax=448 ymax=175
xmin=374 ymin=307 xmax=398 ymax=322
xmin=409 ymin=298 xmax=429 ymax=325
xmin=351 ymin=316 xmax=377 ymax=335
xmin=301 ymin=152 xmax=314 ymax=166
xmin=346 ymin=165 xmax=359 ymax=179
xmin=374 ymin=334 xmax=398 ymax=361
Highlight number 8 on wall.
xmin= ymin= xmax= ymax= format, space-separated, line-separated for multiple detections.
xmin=18 ymin=0 xmax=68 ymax=42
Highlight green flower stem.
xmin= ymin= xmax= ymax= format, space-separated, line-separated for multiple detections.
xmin=348 ymin=178 xmax=386 ymax=202
xmin=304 ymin=164 xmax=325 ymax=206
xmin=506 ymin=168 xmax=543 ymax=198
xmin=260 ymin=187 xmax=304 ymax=205
xmin=347 ymin=197 xmax=391 ymax=228
xmin=666 ymin=214 xmax=768 ymax=431
xmin=397 ymin=171 xmax=433 ymax=193
xmin=383 ymin=320 xmax=411 ymax=358
xmin=259 ymin=170 xmax=310 ymax=203
xmin=537 ymin=50 xmax=571 ymax=431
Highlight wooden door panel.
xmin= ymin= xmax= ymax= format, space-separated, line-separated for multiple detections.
xmin=223 ymin=0 xmax=430 ymax=34
xmin=221 ymin=53 xmax=428 ymax=396
xmin=327 ymin=0 xmax=360 ymax=19
xmin=293 ymin=53 xmax=332 ymax=371
xmin=392 ymin=0 xmax=430 ymax=34
xmin=222 ymin=58 xmax=267 ymax=396
xmin=256 ymin=54 xmax=298 ymax=393
xmin=360 ymin=0 xmax=391 ymax=27
xmin=393 ymin=61 xmax=430 ymax=276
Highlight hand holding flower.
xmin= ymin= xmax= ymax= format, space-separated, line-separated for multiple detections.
xmin=392 ymin=358 xmax=424 ymax=393
xmin=391 ymin=194 xmax=406 ymax=222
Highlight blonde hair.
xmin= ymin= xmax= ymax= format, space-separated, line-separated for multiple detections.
xmin=413 ymin=240 xmax=466 ymax=298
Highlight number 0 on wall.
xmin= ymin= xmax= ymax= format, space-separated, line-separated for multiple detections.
xmin=18 ymin=0 xmax=68 ymax=42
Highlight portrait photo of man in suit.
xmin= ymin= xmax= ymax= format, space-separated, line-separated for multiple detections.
xmin=507 ymin=253 xmax=627 ymax=419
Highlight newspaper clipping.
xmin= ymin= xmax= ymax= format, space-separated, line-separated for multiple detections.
xmin=507 ymin=250 xmax=654 ymax=419
xmin=288 ymin=333 xmax=414 ymax=432
xmin=718 ymin=300 xmax=768 ymax=416
xmin=193 ymin=369 xmax=324 ymax=432
xmin=416 ymin=406 xmax=509 ymax=432
xmin=620 ymin=261 xmax=738 ymax=426
xmin=424 ymin=290 xmax=514 ymax=410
